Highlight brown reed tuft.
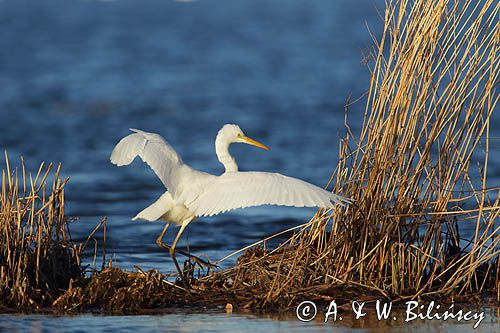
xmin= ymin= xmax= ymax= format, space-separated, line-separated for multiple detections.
xmin=0 ymin=152 xmax=82 ymax=309
xmin=53 ymin=267 xmax=189 ymax=313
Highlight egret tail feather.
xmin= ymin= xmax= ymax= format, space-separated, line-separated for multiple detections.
xmin=133 ymin=192 xmax=173 ymax=221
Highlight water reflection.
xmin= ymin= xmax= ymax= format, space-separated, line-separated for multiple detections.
xmin=1 ymin=305 xmax=499 ymax=333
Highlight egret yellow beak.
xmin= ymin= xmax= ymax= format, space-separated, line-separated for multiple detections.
xmin=242 ymin=136 xmax=270 ymax=150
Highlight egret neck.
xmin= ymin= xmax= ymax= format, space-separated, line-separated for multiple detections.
xmin=215 ymin=129 xmax=238 ymax=173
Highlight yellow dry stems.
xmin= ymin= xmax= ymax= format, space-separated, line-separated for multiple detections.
xmin=0 ymin=152 xmax=82 ymax=308
xmin=203 ymin=0 xmax=499 ymax=307
xmin=305 ymin=0 xmax=499 ymax=300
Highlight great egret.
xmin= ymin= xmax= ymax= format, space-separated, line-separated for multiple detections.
xmin=110 ymin=124 xmax=350 ymax=290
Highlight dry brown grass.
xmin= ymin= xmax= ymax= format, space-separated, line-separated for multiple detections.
xmin=0 ymin=152 xmax=83 ymax=309
xmin=53 ymin=267 xmax=189 ymax=313
xmin=0 ymin=152 xmax=189 ymax=313
xmin=196 ymin=0 xmax=500 ymax=307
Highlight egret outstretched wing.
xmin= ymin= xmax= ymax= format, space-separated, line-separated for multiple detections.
xmin=110 ymin=129 xmax=183 ymax=190
xmin=110 ymin=125 xmax=352 ymax=289
xmin=180 ymin=171 xmax=350 ymax=217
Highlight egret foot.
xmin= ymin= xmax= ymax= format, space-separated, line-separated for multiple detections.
xmin=169 ymin=246 xmax=193 ymax=295
xmin=156 ymin=239 xmax=216 ymax=269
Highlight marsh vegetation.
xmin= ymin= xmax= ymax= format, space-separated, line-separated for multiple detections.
xmin=1 ymin=0 xmax=499 ymax=313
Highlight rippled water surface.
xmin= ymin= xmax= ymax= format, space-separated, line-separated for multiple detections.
xmin=0 ymin=0 xmax=498 ymax=331
xmin=0 ymin=0 xmax=388 ymax=272
xmin=2 ymin=307 xmax=500 ymax=333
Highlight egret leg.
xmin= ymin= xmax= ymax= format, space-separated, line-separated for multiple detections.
xmin=156 ymin=222 xmax=215 ymax=268
xmin=170 ymin=217 xmax=194 ymax=292
xmin=156 ymin=222 xmax=171 ymax=246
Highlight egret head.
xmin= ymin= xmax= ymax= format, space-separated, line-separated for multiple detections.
xmin=218 ymin=124 xmax=269 ymax=150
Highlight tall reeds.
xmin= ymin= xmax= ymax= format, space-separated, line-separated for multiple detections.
xmin=0 ymin=153 xmax=82 ymax=309
xmin=323 ymin=0 xmax=499 ymax=299
xmin=301 ymin=0 xmax=499 ymax=301
xmin=202 ymin=0 xmax=499 ymax=306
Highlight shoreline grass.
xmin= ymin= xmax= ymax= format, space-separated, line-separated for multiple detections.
xmin=0 ymin=153 xmax=82 ymax=310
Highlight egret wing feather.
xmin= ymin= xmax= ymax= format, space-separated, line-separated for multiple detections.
xmin=182 ymin=172 xmax=350 ymax=217
xmin=110 ymin=129 xmax=183 ymax=190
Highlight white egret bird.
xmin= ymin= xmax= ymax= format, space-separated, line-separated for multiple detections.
xmin=110 ymin=124 xmax=350 ymax=290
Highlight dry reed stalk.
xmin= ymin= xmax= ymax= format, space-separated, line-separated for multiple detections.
xmin=0 ymin=152 xmax=82 ymax=309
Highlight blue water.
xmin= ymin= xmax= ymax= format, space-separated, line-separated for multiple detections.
xmin=0 ymin=0 xmax=387 ymax=272
xmin=0 ymin=0 xmax=498 ymax=331
xmin=1 ymin=309 xmax=499 ymax=332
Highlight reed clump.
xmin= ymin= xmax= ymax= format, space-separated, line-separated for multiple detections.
xmin=0 ymin=153 xmax=188 ymax=313
xmin=53 ymin=267 xmax=190 ymax=313
xmin=0 ymin=153 xmax=82 ymax=309
xmin=197 ymin=0 xmax=500 ymax=307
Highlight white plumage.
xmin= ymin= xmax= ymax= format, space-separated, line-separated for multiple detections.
xmin=111 ymin=125 xmax=349 ymax=222
xmin=180 ymin=171 xmax=345 ymax=217
xmin=110 ymin=124 xmax=350 ymax=289
xmin=111 ymin=128 xmax=184 ymax=191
